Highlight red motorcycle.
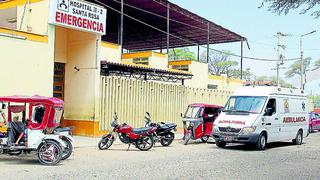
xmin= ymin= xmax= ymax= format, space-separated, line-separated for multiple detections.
xmin=98 ymin=113 xmax=157 ymax=151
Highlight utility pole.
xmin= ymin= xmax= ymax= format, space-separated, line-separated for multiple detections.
xmin=275 ymin=32 xmax=287 ymax=86
xmin=300 ymin=30 xmax=316 ymax=90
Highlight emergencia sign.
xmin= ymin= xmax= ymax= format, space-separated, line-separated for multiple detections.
xmin=49 ymin=0 xmax=107 ymax=35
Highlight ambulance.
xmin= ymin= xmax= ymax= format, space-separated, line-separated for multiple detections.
xmin=213 ymin=84 xmax=309 ymax=150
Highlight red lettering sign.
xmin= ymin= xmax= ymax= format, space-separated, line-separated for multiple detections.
xmin=54 ymin=12 xmax=104 ymax=33
xmin=283 ymin=117 xmax=306 ymax=123
xmin=218 ymin=120 xmax=245 ymax=125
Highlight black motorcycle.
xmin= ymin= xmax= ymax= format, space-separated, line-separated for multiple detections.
xmin=144 ymin=112 xmax=177 ymax=147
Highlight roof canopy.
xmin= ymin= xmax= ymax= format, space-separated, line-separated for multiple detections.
xmin=101 ymin=61 xmax=192 ymax=84
xmin=0 ymin=95 xmax=64 ymax=105
xmin=91 ymin=0 xmax=245 ymax=51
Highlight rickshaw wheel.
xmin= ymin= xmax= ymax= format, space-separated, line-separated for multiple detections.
xmin=37 ymin=140 xmax=63 ymax=166
xmin=61 ymin=138 xmax=73 ymax=160
xmin=183 ymin=134 xmax=191 ymax=145
xmin=200 ymin=135 xmax=209 ymax=143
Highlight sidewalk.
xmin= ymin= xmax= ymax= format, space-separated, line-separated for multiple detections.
xmin=73 ymin=133 xmax=184 ymax=148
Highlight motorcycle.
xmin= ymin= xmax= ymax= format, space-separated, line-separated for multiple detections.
xmin=144 ymin=112 xmax=177 ymax=147
xmin=98 ymin=113 xmax=157 ymax=151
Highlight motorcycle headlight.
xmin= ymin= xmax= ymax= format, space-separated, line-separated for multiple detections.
xmin=240 ymin=126 xmax=256 ymax=134
xmin=213 ymin=126 xmax=220 ymax=133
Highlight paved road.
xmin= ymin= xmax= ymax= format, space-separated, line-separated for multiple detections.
xmin=0 ymin=133 xmax=320 ymax=180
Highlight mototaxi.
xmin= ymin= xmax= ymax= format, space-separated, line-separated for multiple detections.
xmin=0 ymin=95 xmax=73 ymax=165
xmin=182 ymin=103 xmax=222 ymax=145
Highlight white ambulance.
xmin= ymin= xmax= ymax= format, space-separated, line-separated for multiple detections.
xmin=213 ymin=85 xmax=309 ymax=150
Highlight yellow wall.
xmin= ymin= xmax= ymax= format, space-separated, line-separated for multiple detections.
xmin=0 ymin=27 xmax=54 ymax=96
xmin=208 ymin=75 xmax=243 ymax=91
xmin=184 ymin=61 xmax=209 ymax=89
xmin=0 ymin=0 xmax=49 ymax=35
xmin=122 ymin=51 xmax=168 ymax=70
xmin=100 ymin=41 xmax=121 ymax=63
xmin=55 ymin=28 xmax=99 ymax=122
xmin=149 ymin=53 xmax=168 ymax=70
xmin=16 ymin=0 xmax=49 ymax=35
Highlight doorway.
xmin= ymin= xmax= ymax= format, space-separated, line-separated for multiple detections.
xmin=53 ymin=62 xmax=65 ymax=100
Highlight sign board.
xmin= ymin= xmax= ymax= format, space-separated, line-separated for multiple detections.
xmin=49 ymin=0 xmax=107 ymax=35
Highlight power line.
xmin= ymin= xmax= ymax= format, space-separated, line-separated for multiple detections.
xmin=93 ymin=0 xmax=300 ymax=62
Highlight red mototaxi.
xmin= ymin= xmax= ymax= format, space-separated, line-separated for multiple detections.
xmin=182 ymin=103 xmax=223 ymax=144
xmin=0 ymin=95 xmax=73 ymax=165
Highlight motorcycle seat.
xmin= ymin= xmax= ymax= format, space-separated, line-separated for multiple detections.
xmin=160 ymin=123 xmax=177 ymax=130
xmin=54 ymin=126 xmax=73 ymax=132
xmin=131 ymin=127 xmax=153 ymax=134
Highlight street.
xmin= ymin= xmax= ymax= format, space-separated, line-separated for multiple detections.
xmin=0 ymin=133 xmax=319 ymax=180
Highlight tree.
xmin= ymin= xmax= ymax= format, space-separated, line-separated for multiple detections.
xmin=261 ymin=0 xmax=320 ymax=17
xmin=200 ymin=50 xmax=239 ymax=77
xmin=285 ymin=57 xmax=311 ymax=78
xmin=313 ymin=59 xmax=320 ymax=70
xmin=168 ymin=48 xmax=196 ymax=61
xmin=228 ymin=68 xmax=253 ymax=80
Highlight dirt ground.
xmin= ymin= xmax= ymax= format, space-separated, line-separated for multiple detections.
xmin=0 ymin=133 xmax=320 ymax=180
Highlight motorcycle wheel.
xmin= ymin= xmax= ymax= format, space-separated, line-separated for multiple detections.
xmin=98 ymin=137 xmax=114 ymax=150
xmin=200 ymin=135 xmax=209 ymax=143
xmin=183 ymin=132 xmax=191 ymax=145
xmin=37 ymin=140 xmax=62 ymax=166
xmin=160 ymin=132 xmax=175 ymax=147
xmin=61 ymin=138 xmax=73 ymax=160
xmin=136 ymin=136 xmax=154 ymax=151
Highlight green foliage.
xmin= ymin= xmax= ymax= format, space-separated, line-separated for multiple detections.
xmin=285 ymin=58 xmax=311 ymax=78
xmin=200 ymin=50 xmax=244 ymax=78
xmin=261 ymin=0 xmax=320 ymax=17
xmin=168 ymin=48 xmax=196 ymax=61
xmin=228 ymin=68 xmax=253 ymax=80
xmin=313 ymin=59 xmax=320 ymax=70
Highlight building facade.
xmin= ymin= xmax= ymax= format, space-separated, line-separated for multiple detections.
xmin=0 ymin=0 xmax=243 ymax=136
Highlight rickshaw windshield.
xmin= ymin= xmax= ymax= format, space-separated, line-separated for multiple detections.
xmin=53 ymin=107 xmax=63 ymax=124
xmin=184 ymin=106 xmax=202 ymax=118
xmin=224 ymin=96 xmax=267 ymax=114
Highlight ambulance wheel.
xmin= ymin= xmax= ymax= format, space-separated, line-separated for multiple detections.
xmin=215 ymin=140 xmax=226 ymax=148
xmin=201 ymin=135 xmax=209 ymax=143
xmin=256 ymin=133 xmax=267 ymax=150
xmin=292 ymin=130 xmax=303 ymax=145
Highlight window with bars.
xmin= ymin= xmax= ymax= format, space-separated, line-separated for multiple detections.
xmin=132 ymin=57 xmax=149 ymax=65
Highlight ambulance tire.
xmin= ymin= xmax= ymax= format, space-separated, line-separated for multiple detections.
xmin=215 ymin=140 xmax=226 ymax=148
xmin=292 ymin=130 xmax=303 ymax=145
xmin=256 ymin=132 xmax=267 ymax=151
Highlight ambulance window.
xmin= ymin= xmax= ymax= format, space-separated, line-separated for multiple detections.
xmin=266 ymin=99 xmax=276 ymax=115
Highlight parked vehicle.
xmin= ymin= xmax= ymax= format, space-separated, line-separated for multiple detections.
xmin=182 ymin=103 xmax=223 ymax=145
xmin=98 ymin=113 xmax=157 ymax=151
xmin=309 ymin=112 xmax=320 ymax=132
xmin=213 ymin=85 xmax=309 ymax=150
xmin=144 ymin=112 xmax=177 ymax=146
xmin=0 ymin=95 xmax=73 ymax=165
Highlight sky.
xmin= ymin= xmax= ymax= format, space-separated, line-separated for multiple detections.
xmin=170 ymin=0 xmax=320 ymax=94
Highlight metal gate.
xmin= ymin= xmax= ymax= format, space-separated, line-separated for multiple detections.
xmin=99 ymin=76 xmax=232 ymax=130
